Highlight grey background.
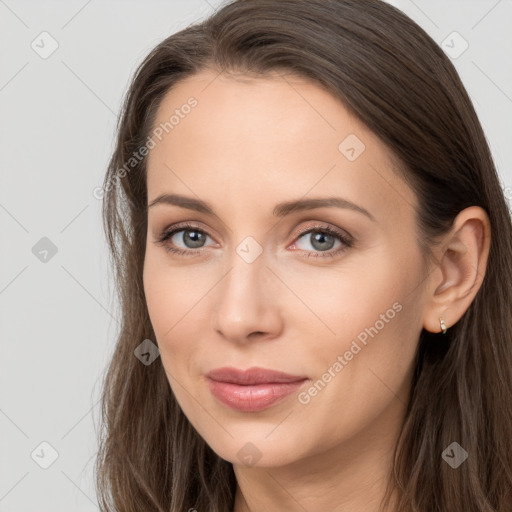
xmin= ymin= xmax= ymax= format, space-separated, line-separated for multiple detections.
xmin=1 ymin=0 xmax=511 ymax=510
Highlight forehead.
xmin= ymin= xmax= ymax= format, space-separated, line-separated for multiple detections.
xmin=146 ymin=70 xmax=417 ymax=227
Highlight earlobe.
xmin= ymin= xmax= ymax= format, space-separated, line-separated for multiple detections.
xmin=422 ymin=206 xmax=491 ymax=334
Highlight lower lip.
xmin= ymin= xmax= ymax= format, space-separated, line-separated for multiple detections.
xmin=207 ymin=378 xmax=307 ymax=412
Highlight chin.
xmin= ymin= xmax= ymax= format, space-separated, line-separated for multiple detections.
xmin=203 ymin=431 xmax=306 ymax=468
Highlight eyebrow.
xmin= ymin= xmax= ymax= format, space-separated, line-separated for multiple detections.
xmin=147 ymin=193 xmax=375 ymax=221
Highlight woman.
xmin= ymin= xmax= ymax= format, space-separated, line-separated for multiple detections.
xmin=95 ymin=0 xmax=512 ymax=510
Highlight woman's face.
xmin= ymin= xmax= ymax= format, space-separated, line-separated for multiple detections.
xmin=143 ymin=70 xmax=431 ymax=467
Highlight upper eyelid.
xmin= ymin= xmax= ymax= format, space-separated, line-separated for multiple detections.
xmin=161 ymin=222 xmax=214 ymax=240
xmin=159 ymin=221 xmax=351 ymax=244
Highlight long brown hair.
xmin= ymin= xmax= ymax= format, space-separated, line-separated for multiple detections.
xmin=94 ymin=0 xmax=512 ymax=510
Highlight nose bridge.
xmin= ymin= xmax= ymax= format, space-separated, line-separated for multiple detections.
xmin=211 ymin=239 xmax=280 ymax=341
xmin=219 ymin=241 xmax=268 ymax=315
xmin=221 ymin=225 xmax=270 ymax=297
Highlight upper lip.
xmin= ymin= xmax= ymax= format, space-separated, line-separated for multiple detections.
xmin=206 ymin=366 xmax=307 ymax=385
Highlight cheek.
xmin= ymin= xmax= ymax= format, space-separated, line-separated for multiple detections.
xmin=144 ymin=249 xmax=201 ymax=331
xmin=143 ymin=258 xmax=202 ymax=419
xmin=142 ymin=251 xmax=217 ymax=376
xmin=284 ymin=243 xmax=420 ymax=399
xmin=301 ymin=248 xmax=421 ymax=413
xmin=278 ymin=244 xmax=406 ymax=346
xmin=143 ymin=254 xmax=190 ymax=357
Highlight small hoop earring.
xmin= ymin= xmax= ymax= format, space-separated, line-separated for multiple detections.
xmin=440 ymin=317 xmax=448 ymax=334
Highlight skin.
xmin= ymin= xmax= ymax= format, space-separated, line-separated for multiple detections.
xmin=142 ymin=69 xmax=491 ymax=512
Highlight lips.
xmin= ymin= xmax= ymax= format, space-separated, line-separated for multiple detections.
xmin=206 ymin=366 xmax=307 ymax=385
xmin=206 ymin=366 xmax=308 ymax=412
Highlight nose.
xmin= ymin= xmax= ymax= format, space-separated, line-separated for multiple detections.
xmin=211 ymin=249 xmax=283 ymax=345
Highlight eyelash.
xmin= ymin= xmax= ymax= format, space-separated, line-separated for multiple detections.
xmin=154 ymin=222 xmax=353 ymax=259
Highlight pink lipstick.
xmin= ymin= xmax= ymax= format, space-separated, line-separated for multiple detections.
xmin=206 ymin=366 xmax=308 ymax=412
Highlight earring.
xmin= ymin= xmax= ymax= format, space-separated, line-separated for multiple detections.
xmin=440 ymin=317 xmax=448 ymax=334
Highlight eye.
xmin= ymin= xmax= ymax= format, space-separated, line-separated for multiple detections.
xmin=290 ymin=224 xmax=353 ymax=258
xmin=154 ymin=223 xmax=215 ymax=257
xmin=154 ymin=222 xmax=353 ymax=259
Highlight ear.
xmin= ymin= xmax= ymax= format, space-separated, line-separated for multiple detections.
xmin=422 ymin=206 xmax=491 ymax=334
